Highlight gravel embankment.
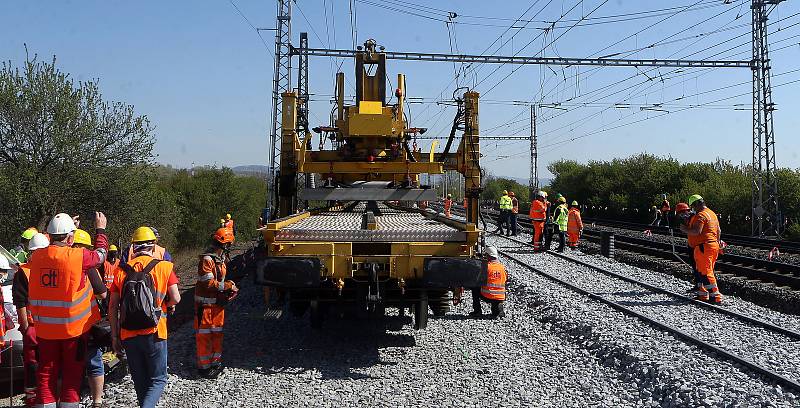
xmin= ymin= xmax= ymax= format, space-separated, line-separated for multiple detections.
xmin=492 ymin=235 xmax=800 ymax=384
xmin=488 ymin=234 xmax=799 ymax=407
xmin=101 ymin=262 xmax=646 ymax=407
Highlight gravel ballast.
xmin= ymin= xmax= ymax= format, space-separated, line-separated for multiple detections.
xmin=89 ymin=230 xmax=799 ymax=407
xmin=100 ymin=262 xmax=643 ymax=407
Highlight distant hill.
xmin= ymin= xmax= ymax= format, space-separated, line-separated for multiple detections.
xmin=232 ymin=165 xmax=269 ymax=178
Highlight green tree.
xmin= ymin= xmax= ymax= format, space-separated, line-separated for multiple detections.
xmin=0 ymin=54 xmax=155 ymax=244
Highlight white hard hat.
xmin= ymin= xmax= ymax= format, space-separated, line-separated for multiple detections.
xmin=47 ymin=213 xmax=76 ymax=235
xmin=484 ymin=246 xmax=499 ymax=259
xmin=28 ymin=233 xmax=50 ymax=251
xmin=537 ymin=191 xmax=547 ymax=198
xmin=0 ymin=255 xmax=10 ymax=271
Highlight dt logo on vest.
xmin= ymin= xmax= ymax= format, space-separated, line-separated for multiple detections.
xmin=40 ymin=269 xmax=59 ymax=288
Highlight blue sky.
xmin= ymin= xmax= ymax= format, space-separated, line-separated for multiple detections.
xmin=3 ymin=0 xmax=799 ymax=179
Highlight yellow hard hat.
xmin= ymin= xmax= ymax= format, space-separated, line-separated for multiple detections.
xmin=502 ymin=190 xmax=508 ymax=195
xmin=73 ymin=229 xmax=92 ymax=247
xmin=109 ymin=244 xmax=119 ymax=252
xmin=558 ymin=196 xmax=567 ymax=203
xmin=21 ymin=227 xmax=38 ymax=240
xmin=131 ymin=226 xmax=157 ymax=243
xmin=225 ymin=213 xmax=232 ymax=220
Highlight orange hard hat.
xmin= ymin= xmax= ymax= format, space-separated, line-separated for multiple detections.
xmin=675 ymin=202 xmax=690 ymax=213
xmin=213 ymin=228 xmax=234 ymax=244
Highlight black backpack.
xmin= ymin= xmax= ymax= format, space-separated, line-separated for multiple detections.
xmin=119 ymin=259 xmax=162 ymax=331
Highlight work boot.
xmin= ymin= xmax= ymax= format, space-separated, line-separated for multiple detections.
xmin=469 ymin=310 xmax=483 ymax=318
xmin=198 ymin=368 xmax=210 ymax=379
xmin=207 ymin=365 xmax=224 ymax=379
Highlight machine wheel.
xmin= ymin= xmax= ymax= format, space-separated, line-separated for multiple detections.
xmin=309 ymin=300 xmax=323 ymax=329
xmin=413 ymin=293 xmax=429 ymax=330
xmin=428 ymin=290 xmax=451 ymax=317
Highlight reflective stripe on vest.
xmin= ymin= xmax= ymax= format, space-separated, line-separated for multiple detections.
xmin=195 ymin=295 xmax=217 ymax=304
xmin=28 ymin=245 xmax=100 ymax=339
xmin=198 ymin=272 xmax=214 ymax=282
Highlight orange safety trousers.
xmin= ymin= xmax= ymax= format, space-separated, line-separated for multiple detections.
xmin=694 ymin=244 xmax=722 ymax=302
xmin=567 ymin=232 xmax=580 ymax=248
xmin=532 ymin=221 xmax=545 ymax=251
xmin=195 ymin=304 xmax=225 ymax=369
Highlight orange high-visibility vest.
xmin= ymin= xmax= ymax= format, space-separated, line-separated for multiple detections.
xmin=18 ymin=264 xmax=35 ymax=325
xmin=28 ymin=246 xmax=100 ymax=340
xmin=529 ymin=200 xmax=547 ymax=221
xmin=567 ymin=208 xmax=583 ymax=233
xmin=480 ymin=262 xmax=507 ymax=301
xmin=103 ymin=259 xmax=120 ymax=289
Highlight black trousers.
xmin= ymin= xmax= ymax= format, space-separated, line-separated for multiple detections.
xmin=471 ymin=288 xmax=505 ymax=316
xmin=495 ymin=210 xmax=510 ymax=234
xmin=509 ymin=213 xmax=518 ymax=235
xmin=556 ymin=230 xmax=566 ymax=252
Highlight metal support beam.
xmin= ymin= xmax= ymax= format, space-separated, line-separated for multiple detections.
xmin=268 ymin=0 xmax=292 ymax=218
xmin=751 ymin=0 xmax=784 ymax=237
xmin=292 ymin=47 xmax=752 ymax=69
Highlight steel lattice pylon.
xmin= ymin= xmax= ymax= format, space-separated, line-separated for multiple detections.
xmin=751 ymin=0 xmax=783 ymax=237
xmin=268 ymin=0 xmax=292 ymax=214
xmin=530 ymin=105 xmax=538 ymax=198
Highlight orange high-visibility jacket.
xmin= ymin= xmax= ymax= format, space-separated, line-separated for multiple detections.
xmin=480 ymin=262 xmax=507 ymax=301
xmin=28 ymin=246 xmax=100 ymax=340
xmin=529 ymin=200 xmax=547 ymax=221
xmin=112 ymin=255 xmax=174 ymax=340
xmin=687 ymin=208 xmax=720 ymax=248
xmin=194 ymin=253 xmax=232 ymax=306
xmin=444 ymin=199 xmax=452 ymax=211
xmin=567 ymin=208 xmax=583 ymax=233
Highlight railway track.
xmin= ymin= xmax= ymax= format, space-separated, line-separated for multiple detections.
xmin=582 ymin=217 xmax=800 ymax=253
xmin=432 ymin=203 xmax=800 ymax=290
xmin=491 ymin=233 xmax=800 ymax=394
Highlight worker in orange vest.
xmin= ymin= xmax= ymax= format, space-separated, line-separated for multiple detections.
xmin=509 ymin=191 xmax=519 ymax=236
xmin=659 ymin=196 xmax=671 ymax=227
xmin=109 ymin=226 xmax=181 ymax=407
xmin=444 ymin=194 xmax=453 ymax=218
xmin=27 ymin=212 xmax=109 ymax=407
xmin=566 ymin=201 xmax=584 ymax=249
xmin=469 ymin=246 xmax=507 ymax=319
xmin=194 ymin=228 xmax=238 ymax=379
xmin=529 ymin=191 xmax=548 ymax=252
xmin=12 ymin=232 xmax=50 ymax=407
xmin=102 ymin=244 xmax=120 ymax=289
xmin=223 ymin=213 xmax=236 ymax=241
xmin=681 ymin=195 xmax=722 ymax=303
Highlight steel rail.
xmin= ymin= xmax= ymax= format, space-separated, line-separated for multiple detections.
xmin=291 ymin=47 xmax=753 ymax=68
xmin=496 ymin=246 xmax=800 ymax=394
xmin=496 ymin=234 xmax=800 ymax=340
xmin=435 ymin=203 xmax=800 ymax=289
